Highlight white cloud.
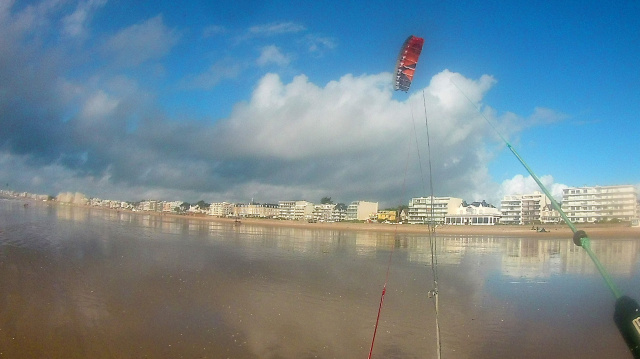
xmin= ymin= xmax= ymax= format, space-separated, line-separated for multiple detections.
xmin=0 ymin=0 xmax=62 ymax=35
xmin=246 ymin=22 xmax=305 ymax=37
xmin=181 ymin=59 xmax=242 ymax=90
xmin=500 ymin=174 xmax=567 ymax=202
xmin=200 ymin=69 xmax=511 ymax=205
xmin=305 ymin=34 xmax=336 ymax=55
xmin=103 ymin=15 xmax=179 ymax=67
xmin=202 ymin=24 xmax=226 ymax=38
xmin=256 ymin=45 xmax=290 ymax=67
xmin=80 ymin=90 xmax=119 ymax=120
xmin=61 ymin=0 xmax=106 ymax=39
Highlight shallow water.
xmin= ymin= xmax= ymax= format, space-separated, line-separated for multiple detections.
xmin=1 ymin=198 xmax=639 ymax=358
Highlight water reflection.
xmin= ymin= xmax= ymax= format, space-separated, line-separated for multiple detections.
xmin=1 ymin=199 xmax=639 ymax=358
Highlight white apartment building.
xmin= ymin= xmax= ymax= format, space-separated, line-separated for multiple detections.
xmin=233 ymin=203 xmax=279 ymax=218
xmin=346 ymin=201 xmax=379 ymax=221
xmin=408 ymin=196 xmax=463 ymax=225
xmin=562 ymin=185 xmax=638 ymax=223
xmin=500 ymin=191 xmax=550 ymax=225
xmin=278 ymin=200 xmax=314 ymax=220
xmin=139 ymin=200 xmax=160 ymax=212
xmin=312 ymin=203 xmax=337 ymax=222
xmin=209 ymin=202 xmax=234 ymax=217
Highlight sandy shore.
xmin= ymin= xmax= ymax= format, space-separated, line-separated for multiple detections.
xmin=161 ymin=212 xmax=640 ymax=239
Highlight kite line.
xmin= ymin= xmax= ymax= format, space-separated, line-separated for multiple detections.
xmin=449 ymin=78 xmax=640 ymax=358
xmin=369 ymin=34 xmax=443 ymax=359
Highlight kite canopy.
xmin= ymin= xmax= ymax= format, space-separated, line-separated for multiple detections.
xmin=394 ymin=35 xmax=425 ymax=92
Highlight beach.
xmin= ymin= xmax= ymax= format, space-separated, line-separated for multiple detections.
xmin=205 ymin=216 xmax=640 ymax=238
xmin=121 ymin=206 xmax=640 ymax=239
xmin=2 ymin=197 xmax=639 ymax=358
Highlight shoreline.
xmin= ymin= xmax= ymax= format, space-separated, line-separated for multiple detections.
xmin=12 ymin=196 xmax=640 ymax=239
xmin=201 ymin=216 xmax=640 ymax=239
xmin=106 ymin=207 xmax=640 ymax=240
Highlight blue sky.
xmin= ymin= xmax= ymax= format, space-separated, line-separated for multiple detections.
xmin=1 ymin=0 xmax=638 ymax=206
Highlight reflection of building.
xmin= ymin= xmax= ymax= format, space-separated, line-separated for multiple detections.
xmin=562 ymin=185 xmax=638 ymax=223
xmin=500 ymin=191 xmax=550 ymax=225
xmin=408 ymin=197 xmax=463 ymax=224
xmin=500 ymin=238 xmax=639 ymax=278
xmin=346 ymin=201 xmax=379 ymax=221
xmin=445 ymin=201 xmax=501 ymax=225
xmin=408 ymin=236 xmax=502 ymax=265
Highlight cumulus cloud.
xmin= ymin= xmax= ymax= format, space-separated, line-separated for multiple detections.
xmin=102 ymin=15 xmax=179 ymax=67
xmin=197 ymin=69 xmax=509 ymax=205
xmin=500 ymin=174 xmax=567 ymax=202
xmin=0 ymin=1 xmax=565 ymax=206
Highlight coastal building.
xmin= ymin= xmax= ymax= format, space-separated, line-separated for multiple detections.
xmin=139 ymin=200 xmax=160 ymax=212
xmin=332 ymin=204 xmax=347 ymax=222
xmin=408 ymin=196 xmax=463 ymax=225
xmin=278 ymin=200 xmax=314 ymax=220
xmin=162 ymin=201 xmax=183 ymax=213
xmin=346 ymin=201 xmax=379 ymax=221
xmin=445 ymin=200 xmax=501 ymax=225
xmin=500 ymin=191 xmax=550 ymax=225
xmin=562 ymin=185 xmax=638 ymax=223
xmin=233 ymin=203 xmax=279 ymax=218
xmin=312 ymin=203 xmax=337 ymax=222
xmin=209 ymin=202 xmax=234 ymax=217
xmin=540 ymin=204 xmax=562 ymax=224
xmin=377 ymin=210 xmax=397 ymax=222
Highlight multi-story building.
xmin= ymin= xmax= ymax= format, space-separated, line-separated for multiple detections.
xmin=408 ymin=196 xmax=463 ymax=225
xmin=521 ymin=192 xmax=550 ymax=224
xmin=312 ymin=203 xmax=337 ymax=222
xmin=500 ymin=191 xmax=550 ymax=225
xmin=233 ymin=203 xmax=279 ymax=218
xmin=209 ymin=202 xmax=234 ymax=217
xmin=139 ymin=200 xmax=160 ymax=212
xmin=500 ymin=195 xmax=522 ymax=224
xmin=162 ymin=201 xmax=183 ymax=212
xmin=562 ymin=185 xmax=638 ymax=223
xmin=278 ymin=200 xmax=314 ymax=220
xmin=346 ymin=201 xmax=379 ymax=221
xmin=332 ymin=204 xmax=347 ymax=222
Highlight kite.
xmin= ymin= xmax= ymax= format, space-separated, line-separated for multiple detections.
xmin=394 ymin=35 xmax=425 ymax=92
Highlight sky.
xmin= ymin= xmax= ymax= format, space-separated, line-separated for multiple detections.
xmin=1 ymin=0 xmax=639 ymax=208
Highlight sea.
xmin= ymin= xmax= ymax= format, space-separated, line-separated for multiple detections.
xmin=1 ymin=197 xmax=639 ymax=358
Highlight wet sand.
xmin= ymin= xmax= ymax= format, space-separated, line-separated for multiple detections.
xmin=132 ymin=209 xmax=640 ymax=239
xmin=2 ymin=198 xmax=638 ymax=358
